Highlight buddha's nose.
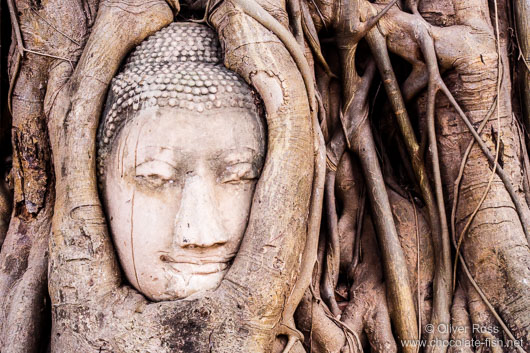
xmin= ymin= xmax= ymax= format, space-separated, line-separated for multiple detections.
xmin=173 ymin=174 xmax=228 ymax=248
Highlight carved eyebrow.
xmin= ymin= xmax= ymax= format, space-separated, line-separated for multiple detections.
xmin=134 ymin=145 xmax=179 ymax=169
xmin=140 ymin=146 xmax=174 ymax=151
xmin=136 ymin=145 xmax=175 ymax=153
xmin=134 ymin=158 xmax=178 ymax=170
xmin=212 ymin=147 xmax=261 ymax=163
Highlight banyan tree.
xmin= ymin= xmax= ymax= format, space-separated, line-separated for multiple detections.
xmin=0 ymin=0 xmax=529 ymax=352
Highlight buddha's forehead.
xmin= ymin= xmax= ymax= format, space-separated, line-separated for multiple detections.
xmin=96 ymin=22 xmax=264 ymax=178
xmin=118 ymin=106 xmax=265 ymax=159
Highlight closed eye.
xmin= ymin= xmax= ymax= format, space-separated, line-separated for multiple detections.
xmin=218 ymin=162 xmax=259 ymax=184
xmin=135 ymin=174 xmax=177 ymax=188
xmin=135 ymin=160 xmax=177 ymax=188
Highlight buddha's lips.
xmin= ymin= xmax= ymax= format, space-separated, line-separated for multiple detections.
xmin=165 ymin=262 xmax=228 ymax=275
xmin=159 ymin=253 xmax=236 ymax=265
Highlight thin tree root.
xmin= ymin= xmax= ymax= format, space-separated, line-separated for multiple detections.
xmin=287 ymin=0 xmax=304 ymax=47
xmin=29 ymin=8 xmax=81 ymax=46
xmin=410 ymin=191 xmax=422 ymax=345
xmin=437 ymin=79 xmax=530 ymax=243
xmin=341 ymin=54 xmax=418 ymax=350
xmin=514 ymin=118 xmax=530 ymax=207
xmin=300 ymin=0 xmax=336 ymax=79
xmin=357 ymin=0 xmax=398 ymax=40
xmin=416 ymin=30 xmax=455 ymax=353
xmin=450 ymin=97 xmax=497 ymax=290
xmin=410 ymin=3 xmax=530 ymax=243
xmin=322 ymin=168 xmax=341 ymax=317
xmin=7 ymin=51 xmax=21 ymax=114
xmin=6 ymin=0 xmax=74 ymax=114
xmin=456 ymin=251 xmax=525 ymax=353
xmin=365 ymin=27 xmax=451 ymax=353
xmin=6 ymin=0 xmax=73 ymax=64
xmin=7 ymin=0 xmax=24 ymax=58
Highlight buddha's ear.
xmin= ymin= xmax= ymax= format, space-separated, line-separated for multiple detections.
xmin=209 ymin=0 xmax=321 ymax=349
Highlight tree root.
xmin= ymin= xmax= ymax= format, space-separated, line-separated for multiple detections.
xmin=321 ymin=168 xmax=341 ymax=317
xmin=412 ymin=8 xmax=526 ymax=349
xmin=361 ymin=1 xmax=530 ymax=349
xmin=300 ymin=0 xmax=335 ymax=79
xmin=465 ymin=282 xmax=504 ymax=353
xmin=0 ymin=177 xmax=10 ymax=249
xmin=341 ymin=216 xmax=397 ymax=353
xmin=279 ymin=114 xmax=326 ymax=352
xmin=515 ymin=119 xmax=530 ymax=208
xmin=287 ymin=0 xmax=304 ymax=47
xmin=450 ymin=97 xmax=497 ymax=290
xmin=343 ymin=58 xmax=418 ymax=351
xmin=329 ymin=144 xmax=364 ymax=282
xmin=419 ymin=29 xmax=454 ymax=353
xmin=448 ymin=284 xmax=473 ymax=353
xmin=230 ymin=0 xmax=317 ymax=114
xmin=452 ymin=236 xmax=525 ymax=353
xmin=388 ymin=188 xmax=434 ymax=331
xmin=295 ymin=289 xmax=347 ymax=353
xmin=1 ymin=216 xmax=49 ymax=353
xmin=442 ymin=98 xmax=530 ymax=243
xmin=48 ymin=0 xmax=173 ymax=307
xmin=365 ymin=27 xmax=449 ymax=353
xmin=228 ymin=1 xmax=330 ymax=349
xmin=422 ymin=45 xmax=530 ymax=244
xmin=7 ymin=0 xmax=74 ymax=66
xmin=2 ymin=0 xmax=529 ymax=351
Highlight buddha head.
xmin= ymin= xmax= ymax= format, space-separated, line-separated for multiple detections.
xmin=97 ymin=23 xmax=266 ymax=301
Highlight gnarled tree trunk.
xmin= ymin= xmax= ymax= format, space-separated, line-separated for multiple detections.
xmin=0 ymin=0 xmax=528 ymax=352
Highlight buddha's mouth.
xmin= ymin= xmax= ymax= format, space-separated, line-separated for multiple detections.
xmin=165 ymin=262 xmax=229 ymax=275
xmin=159 ymin=253 xmax=233 ymax=275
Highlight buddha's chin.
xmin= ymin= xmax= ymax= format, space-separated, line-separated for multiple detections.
xmin=140 ymin=268 xmax=228 ymax=302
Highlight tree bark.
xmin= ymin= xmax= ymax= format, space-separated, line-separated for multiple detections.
xmin=0 ymin=0 xmax=529 ymax=352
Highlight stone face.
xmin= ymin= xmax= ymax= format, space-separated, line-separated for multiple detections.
xmin=97 ymin=22 xmax=266 ymax=301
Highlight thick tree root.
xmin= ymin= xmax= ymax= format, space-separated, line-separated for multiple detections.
xmin=341 ymin=216 xmax=397 ymax=353
xmin=0 ymin=178 xmax=10 ymax=249
xmin=364 ymin=28 xmax=452 ymax=353
xmin=2 ymin=0 xmax=530 ymax=352
xmin=48 ymin=0 xmax=317 ymax=350
xmin=343 ymin=67 xmax=418 ymax=351
xmin=321 ymin=169 xmax=341 ymax=317
xmin=448 ymin=284 xmax=473 ymax=353
xmin=295 ymin=289 xmax=346 ymax=353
